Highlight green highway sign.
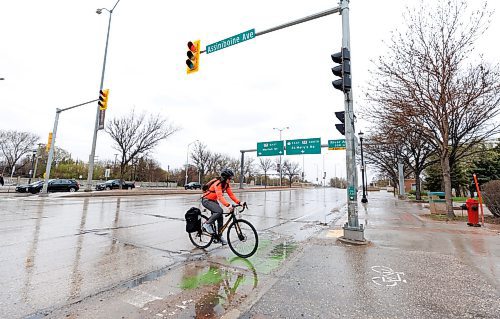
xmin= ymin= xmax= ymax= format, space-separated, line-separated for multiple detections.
xmin=286 ymin=138 xmax=321 ymax=155
xmin=328 ymin=139 xmax=346 ymax=150
xmin=257 ymin=140 xmax=284 ymax=156
xmin=206 ymin=29 xmax=255 ymax=54
xmin=348 ymin=186 xmax=356 ymax=199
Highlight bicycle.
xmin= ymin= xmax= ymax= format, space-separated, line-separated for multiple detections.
xmin=188 ymin=203 xmax=259 ymax=258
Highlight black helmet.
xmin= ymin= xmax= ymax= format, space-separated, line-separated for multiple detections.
xmin=220 ymin=168 xmax=235 ymax=179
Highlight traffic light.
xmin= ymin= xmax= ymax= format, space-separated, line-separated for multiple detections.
xmin=186 ymin=40 xmax=200 ymax=74
xmin=46 ymin=132 xmax=52 ymax=152
xmin=98 ymin=89 xmax=109 ymax=110
xmin=331 ymin=47 xmax=351 ymax=93
xmin=276 ymin=163 xmax=281 ymax=173
xmin=335 ymin=111 xmax=345 ymax=135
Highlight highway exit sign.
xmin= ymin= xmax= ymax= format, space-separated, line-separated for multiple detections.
xmin=328 ymin=139 xmax=346 ymax=150
xmin=257 ymin=141 xmax=284 ymax=156
xmin=286 ymin=138 xmax=321 ymax=155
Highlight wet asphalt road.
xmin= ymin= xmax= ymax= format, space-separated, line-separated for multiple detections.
xmin=0 ymin=188 xmax=346 ymax=318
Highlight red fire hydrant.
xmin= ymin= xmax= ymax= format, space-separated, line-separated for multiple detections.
xmin=464 ymin=198 xmax=481 ymax=227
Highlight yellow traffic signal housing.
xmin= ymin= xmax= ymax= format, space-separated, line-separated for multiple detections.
xmin=46 ymin=132 xmax=53 ymax=152
xmin=98 ymin=89 xmax=109 ymax=110
xmin=186 ymin=40 xmax=200 ymax=74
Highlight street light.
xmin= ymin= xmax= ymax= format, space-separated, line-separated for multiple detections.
xmin=28 ymin=150 xmax=37 ymax=184
xmin=86 ymin=0 xmax=122 ymax=191
xmin=273 ymin=126 xmax=289 ymax=187
xmin=185 ymin=140 xmax=199 ymax=185
xmin=359 ymin=131 xmax=368 ymax=203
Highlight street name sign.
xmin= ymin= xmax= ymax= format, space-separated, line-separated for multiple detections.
xmin=206 ymin=29 xmax=255 ymax=54
xmin=286 ymin=138 xmax=321 ymax=155
xmin=328 ymin=139 xmax=346 ymax=150
xmin=257 ymin=140 xmax=284 ymax=156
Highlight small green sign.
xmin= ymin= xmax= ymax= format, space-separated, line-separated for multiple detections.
xmin=286 ymin=138 xmax=321 ymax=155
xmin=328 ymin=139 xmax=346 ymax=150
xmin=206 ymin=29 xmax=255 ymax=54
xmin=257 ymin=141 xmax=284 ymax=156
xmin=348 ymin=186 xmax=356 ymax=196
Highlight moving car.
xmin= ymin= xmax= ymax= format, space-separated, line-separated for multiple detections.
xmin=95 ymin=179 xmax=135 ymax=191
xmin=15 ymin=179 xmax=79 ymax=194
xmin=185 ymin=182 xmax=202 ymax=190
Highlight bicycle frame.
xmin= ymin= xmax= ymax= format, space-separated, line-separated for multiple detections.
xmin=215 ymin=204 xmax=247 ymax=236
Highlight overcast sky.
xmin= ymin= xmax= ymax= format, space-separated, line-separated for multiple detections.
xmin=1 ymin=0 xmax=499 ymax=183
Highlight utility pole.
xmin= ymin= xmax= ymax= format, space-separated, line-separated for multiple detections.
xmin=339 ymin=0 xmax=366 ymax=243
xmin=86 ymin=0 xmax=122 ymax=191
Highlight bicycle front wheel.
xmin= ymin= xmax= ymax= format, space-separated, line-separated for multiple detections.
xmin=227 ymin=219 xmax=258 ymax=258
xmin=188 ymin=214 xmax=214 ymax=249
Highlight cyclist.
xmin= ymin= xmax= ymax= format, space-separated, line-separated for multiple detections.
xmin=201 ymin=168 xmax=245 ymax=245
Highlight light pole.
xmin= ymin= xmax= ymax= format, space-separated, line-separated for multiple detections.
xmin=359 ymin=131 xmax=368 ymax=203
xmin=86 ymin=0 xmax=122 ymax=191
xmin=273 ymin=126 xmax=289 ymax=187
xmin=28 ymin=150 xmax=37 ymax=184
xmin=185 ymin=140 xmax=198 ymax=186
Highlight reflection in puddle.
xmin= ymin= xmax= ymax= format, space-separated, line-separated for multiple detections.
xmin=269 ymin=241 xmax=298 ymax=261
xmin=180 ymin=257 xmax=258 ymax=318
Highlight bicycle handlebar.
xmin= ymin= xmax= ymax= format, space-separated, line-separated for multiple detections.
xmin=231 ymin=202 xmax=248 ymax=213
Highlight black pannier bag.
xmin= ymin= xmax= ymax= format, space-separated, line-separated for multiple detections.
xmin=185 ymin=207 xmax=201 ymax=233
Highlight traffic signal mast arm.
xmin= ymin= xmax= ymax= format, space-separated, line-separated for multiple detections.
xmin=198 ymin=6 xmax=341 ymax=54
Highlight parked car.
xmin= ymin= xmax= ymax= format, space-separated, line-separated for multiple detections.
xmin=95 ymin=179 xmax=135 ymax=191
xmin=185 ymin=182 xmax=202 ymax=190
xmin=16 ymin=179 xmax=79 ymax=194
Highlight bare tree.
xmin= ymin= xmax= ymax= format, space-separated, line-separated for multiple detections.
xmin=258 ymin=157 xmax=273 ymax=188
xmin=191 ymin=142 xmax=211 ymax=183
xmin=282 ymin=159 xmax=301 ymax=188
xmin=367 ymin=0 xmax=500 ymax=217
xmin=206 ymin=152 xmax=232 ymax=179
xmin=228 ymin=158 xmax=241 ymax=183
xmin=0 ymin=130 xmax=39 ymax=176
xmin=106 ymin=110 xmax=178 ymax=182
xmin=362 ymin=120 xmax=436 ymax=200
xmin=363 ymin=131 xmax=413 ymax=195
xmin=242 ymin=157 xmax=255 ymax=184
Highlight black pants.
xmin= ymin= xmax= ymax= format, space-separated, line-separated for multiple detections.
xmin=201 ymin=198 xmax=223 ymax=230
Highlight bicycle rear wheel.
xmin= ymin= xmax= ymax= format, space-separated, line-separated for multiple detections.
xmin=188 ymin=214 xmax=214 ymax=249
xmin=227 ymin=219 xmax=258 ymax=258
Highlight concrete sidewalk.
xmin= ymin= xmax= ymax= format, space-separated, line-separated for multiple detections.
xmin=241 ymin=191 xmax=500 ymax=319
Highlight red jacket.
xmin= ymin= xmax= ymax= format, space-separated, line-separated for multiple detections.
xmin=202 ymin=179 xmax=240 ymax=207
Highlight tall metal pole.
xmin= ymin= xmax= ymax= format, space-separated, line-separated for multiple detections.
xmin=273 ymin=127 xmax=289 ymax=187
xmin=41 ymin=110 xmax=61 ymax=195
xmin=359 ymin=133 xmax=368 ymax=203
xmin=240 ymin=151 xmax=245 ymax=188
xmin=185 ymin=140 xmax=198 ymax=186
xmin=33 ymin=144 xmax=42 ymax=180
xmin=279 ymin=130 xmax=282 ymax=186
xmin=398 ymin=161 xmax=405 ymax=197
xmin=86 ymin=1 xmax=121 ymax=191
xmin=340 ymin=0 xmax=365 ymax=242
xmin=185 ymin=145 xmax=190 ymax=186
xmin=28 ymin=151 xmax=36 ymax=184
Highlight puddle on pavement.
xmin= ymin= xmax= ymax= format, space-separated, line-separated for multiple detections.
xmin=141 ymin=240 xmax=298 ymax=318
